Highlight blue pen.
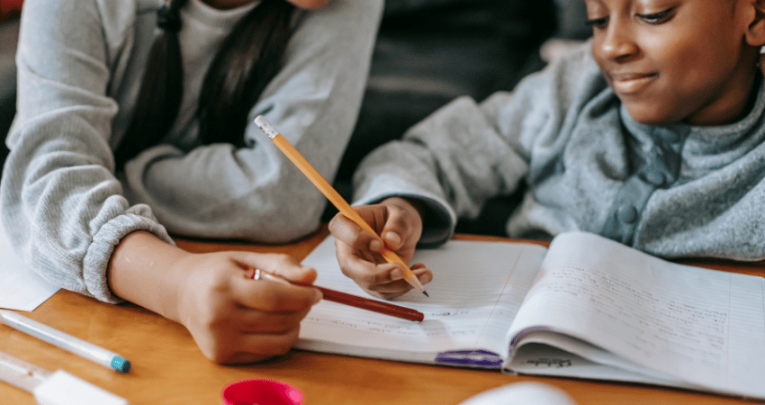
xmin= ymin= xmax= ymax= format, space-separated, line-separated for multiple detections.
xmin=0 ymin=310 xmax=131 ymax=373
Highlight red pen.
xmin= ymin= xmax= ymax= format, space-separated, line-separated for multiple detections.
xmin=245 ymin=268 xmax=424 ymax=322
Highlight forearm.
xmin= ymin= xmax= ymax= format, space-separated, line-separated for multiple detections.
xmin=121 ymin=0 xmax=382 ymax=242
xmin=107 ymin=231 xmax=191 ymax=323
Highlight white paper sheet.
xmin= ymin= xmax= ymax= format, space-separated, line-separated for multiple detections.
xmin=507 ymin=232 xmax=765 ymax=399
xmin=297 ymin=236 xmax=548 ymax=363
xmin=0 ymin=222 xmax=59 ymax=311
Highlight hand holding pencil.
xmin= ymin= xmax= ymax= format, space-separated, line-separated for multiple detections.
xmin=254 ymin=116 xmax=432 ymax=300
xmin=327 ymin=198 xmax=433 ymax=300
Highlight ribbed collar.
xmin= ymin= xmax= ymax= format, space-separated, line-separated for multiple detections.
xmin=184 ymin=0 xmax=260 ymax=31
xmin=619 ymin=76 xmax=765 ymax=157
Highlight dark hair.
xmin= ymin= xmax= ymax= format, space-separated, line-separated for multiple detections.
xmin=114 ymin=0 xmax=297 ymax=168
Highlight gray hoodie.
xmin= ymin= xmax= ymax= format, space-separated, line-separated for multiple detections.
xmin=1 ymin=0 xmax=382 ymax=302
xmin=352 ymin=43 xmax=765 ymax=261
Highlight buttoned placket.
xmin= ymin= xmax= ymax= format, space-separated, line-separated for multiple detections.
xmin=600 ymin=126 xmax=690 ymax=245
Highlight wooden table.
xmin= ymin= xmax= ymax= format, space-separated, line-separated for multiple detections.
xmin=2 ymin=228 xmax=763 ymax=405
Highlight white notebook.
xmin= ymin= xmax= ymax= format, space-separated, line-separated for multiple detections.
xmin=297 ymin=231 xmax=765 ymax=400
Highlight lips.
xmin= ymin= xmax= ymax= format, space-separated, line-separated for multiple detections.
xmin=608 ymin=72 xmax=658 ymax=95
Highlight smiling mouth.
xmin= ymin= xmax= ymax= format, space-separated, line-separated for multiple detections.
xmin=609 ymin=73 xmax=658 ymax=95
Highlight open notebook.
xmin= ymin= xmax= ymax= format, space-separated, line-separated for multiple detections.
xmin=297 ymin=231 xmax=765 ymax=400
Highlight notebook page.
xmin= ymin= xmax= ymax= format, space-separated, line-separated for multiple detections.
xmin=0 ymin=215 xmax=59 ymax=311
xmin=506 ymin=232 xmax=765 ymax=398
xmin=297 ymin=236 xmax=547 ymax=360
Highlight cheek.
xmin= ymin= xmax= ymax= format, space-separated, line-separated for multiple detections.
xmin=590 ymin=45 xmax=611 ymax=83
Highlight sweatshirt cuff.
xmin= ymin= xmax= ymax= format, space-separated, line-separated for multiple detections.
xmin=82 ymin=204 xmax=174 ymax=303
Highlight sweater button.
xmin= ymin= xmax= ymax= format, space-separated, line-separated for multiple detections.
xmin=617 ymin=204 xmax=638 ymax=224
xmin=645 ymin=169 xmax=665 ymax=186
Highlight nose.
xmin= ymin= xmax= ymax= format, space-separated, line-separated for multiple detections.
xmin=597 ymin=21 xmax=638 ymax=61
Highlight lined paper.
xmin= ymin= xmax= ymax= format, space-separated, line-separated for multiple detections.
xmin=507 ymin=232 xmax=765 ymax=398
xmin=297 ymin=236 xmax=548 ymax=359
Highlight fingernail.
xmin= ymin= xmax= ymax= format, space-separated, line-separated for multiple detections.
xmin=384 ymin=232 xmax=401 ymax=249
xmin=369 ymin=239 xmax=383 ymax=252
xmin=390 ymin=267 xmax=405 ymax=281
xmin=313 ymin=290 xmax=323 ymax=304
xmin=418 ymin=273 xmax=431 ymax=285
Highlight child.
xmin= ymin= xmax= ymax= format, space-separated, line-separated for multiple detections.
xmin=328 ymin=0 xmax=765 ymax=299
xmin=1 ymin=0 xmax=382 ymax=363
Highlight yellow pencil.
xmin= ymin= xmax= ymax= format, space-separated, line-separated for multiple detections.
xmin=254 ymin=116 xmax=428 ymax=297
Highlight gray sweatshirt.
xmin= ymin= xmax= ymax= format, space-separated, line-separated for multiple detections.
xmin=353 ymin=43 xmax=765 ymax=261
xmin=1 ymin=0 xmax=383 ymax=302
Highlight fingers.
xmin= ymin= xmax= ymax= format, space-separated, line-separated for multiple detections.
xmin=377 ymin=198 xmax=422 ymax=251
xmin=233 ymin=305 xmax=312 ymax=334
xmin=231 ymin=274 xmax=321 ymax=312
xmin=369 ymin=266 xmax=432 ymax=294
xmin=329 ymin=211 xmax=384 ymax=253
xmin=225 ymin=327 xmax=302 ymax=364
xmin=336 ymin=250 xmax=434 ymax=298
xmin=340 ymin=257 xmax=404 ymax=288
xmin=229 ymin=252 xmax=322 ymax=311
xmin=208 ymin=326 xmax=302 ymax=365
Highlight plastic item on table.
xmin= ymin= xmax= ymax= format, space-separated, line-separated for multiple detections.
xmin=222 ymin=379 xmax=303 ymax=405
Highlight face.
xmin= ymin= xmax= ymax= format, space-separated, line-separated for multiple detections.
xmin=585 ymin=0 xmax=760 ymax=126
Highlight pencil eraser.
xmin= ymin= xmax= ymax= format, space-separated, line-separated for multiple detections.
xmin=254 ymin=116 xmax=278 ymax=139
xmin=33 ymin=370 xmax=130 ymax=405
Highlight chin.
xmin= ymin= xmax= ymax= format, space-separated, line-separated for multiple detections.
xmin=623 ymin=105 xmax=681 ymax=126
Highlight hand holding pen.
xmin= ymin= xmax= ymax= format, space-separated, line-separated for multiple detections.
xmin=158 ymin=250 xmax=321 ymax=365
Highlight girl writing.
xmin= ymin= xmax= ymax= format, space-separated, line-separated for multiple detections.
xmin=2 ymin=0 xmax=382 ymax=363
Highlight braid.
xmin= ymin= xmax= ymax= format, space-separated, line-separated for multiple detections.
xmin=114 ymin=0 xmax=187 ymax=169
xmin=115 ymin=0 xmax=297 ymax=169
xmin=197 ymin=0 xmax=296 ymax=147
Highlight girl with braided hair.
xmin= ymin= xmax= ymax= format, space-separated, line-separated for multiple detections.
xmin=2 ymin=0 xmax=382 ymax=363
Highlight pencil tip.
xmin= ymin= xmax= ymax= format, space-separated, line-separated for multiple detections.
xmin=422 ymin=291 xmax=429 ymax=297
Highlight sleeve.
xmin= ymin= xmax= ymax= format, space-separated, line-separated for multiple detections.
xmin=1 ymin=0 xmax=173 ymax=303
xmin=121 ymin=0 xmax=384 ymax=243
xmin=350 ymin=45 xmax=598 ymax=246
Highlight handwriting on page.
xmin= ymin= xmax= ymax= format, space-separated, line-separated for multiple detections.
xmin=526 ymin=357 xmax=572 ymax=368
xmin=534 ymin=265 xmax=728 ymax=368
xmin=299 ymin=237 xmax=549 ymax=354
xmin=507 ymin=232 xmax=765 ymax=394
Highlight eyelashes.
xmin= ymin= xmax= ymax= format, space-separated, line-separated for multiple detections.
xmin=637 ymin=8 xmax=674 ymax=24
xmin=585 ymin=17 xmax=608 ymax=29
xmin=585 ymin=7 xmax=675 ymax=29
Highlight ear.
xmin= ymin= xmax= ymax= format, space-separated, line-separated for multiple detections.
xmin=745 ymin=0 xmax=765 ymax=47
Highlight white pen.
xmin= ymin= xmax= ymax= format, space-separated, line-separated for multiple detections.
xmin=0 ymin=310 xmax=130 ymax=373
xmin=0 ymin=349 xmax=130 ymax=405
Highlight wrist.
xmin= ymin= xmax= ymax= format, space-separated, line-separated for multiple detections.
xmin=107 ymin=231 xmax=192 ymax=323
